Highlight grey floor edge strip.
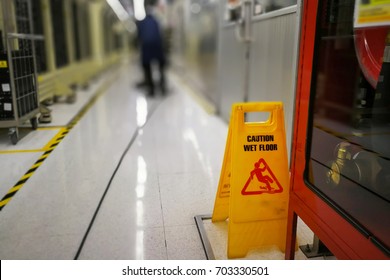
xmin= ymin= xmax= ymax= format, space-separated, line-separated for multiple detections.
xmin=194 ymin=214 xmax=215 ymax=260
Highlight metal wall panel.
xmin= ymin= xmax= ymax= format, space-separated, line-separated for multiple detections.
xmin=248 ymin=10 xmax=298 ymax=158
xmin=170 ymin=0 xmax=219 ymax=105
xmin=171 ymin=1 xmax=300 ymax=159
xmin=217 ymin=25 xmax=247 ymax=121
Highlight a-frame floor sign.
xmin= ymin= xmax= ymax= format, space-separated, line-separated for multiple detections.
xmin=212 ymin=102 xmax=290 ymax=258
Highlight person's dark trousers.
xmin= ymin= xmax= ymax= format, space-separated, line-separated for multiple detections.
xmin=143 ymin=62 xmax=154 ymax=96
xmin=158 ymin=61 xmax=166 ymax=94
xmin=143 ymin=61 xmax=166 ymax=96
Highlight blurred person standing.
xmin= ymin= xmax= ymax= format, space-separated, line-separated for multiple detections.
xmin=135 ymin=0 xmax=167 ymax=96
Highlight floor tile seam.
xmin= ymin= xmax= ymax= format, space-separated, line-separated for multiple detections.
xmin=157 ymin=169 xmax=221 ymax=176
xmin=163 ymin=223 xmax=201 ymax=229
xmin=118 ymin=78 xmax=207 ymax=259
xmin=139 ymin=93 xmax=175 ymax=259
xmin=141 ymin=91 xmax=175 ymax=261
xmin=156 ymin=170 xmax=169 ymax=260
xmin=73 ymin=87 xmax=170 ymax=260
xmin=73 ymin=129 xmax=141 ymax=260
xmin=146 ymin=92 xmax=177 ymax=178
xmin=128 ymin=224 xmax=165 ymax=230
xmin=116 ymin=96 xmax=169 ymax=258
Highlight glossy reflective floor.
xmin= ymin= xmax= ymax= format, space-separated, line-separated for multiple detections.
xmin=0 ymin=62 xmax=321 ymax=260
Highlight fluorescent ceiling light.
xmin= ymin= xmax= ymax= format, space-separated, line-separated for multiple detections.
xmin=133 ymin=0 xmax=146 ymax=21
xmin=107 ymin=0 xmax=130 ymax=21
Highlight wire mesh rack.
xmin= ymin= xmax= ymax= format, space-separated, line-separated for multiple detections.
xmin=0 ymin=0 xmax=43 ymax=144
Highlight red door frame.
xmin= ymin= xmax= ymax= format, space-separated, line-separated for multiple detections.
xmin=284 ymin=0 xmax=389 ymax=260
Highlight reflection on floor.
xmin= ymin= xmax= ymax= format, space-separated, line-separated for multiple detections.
xmin=0 ymin=61 xmax=330 ymax=260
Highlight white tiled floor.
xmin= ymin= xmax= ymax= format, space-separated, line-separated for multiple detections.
xmin=0 ymin=61 xmax=319 ymax=260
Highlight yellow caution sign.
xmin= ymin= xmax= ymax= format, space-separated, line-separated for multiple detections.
xmin=212 ymin=113 xmax=233 ymax=222
xmin=212 ymin=102 xmax=290 ymax=258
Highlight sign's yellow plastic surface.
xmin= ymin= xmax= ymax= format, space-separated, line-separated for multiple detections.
xmin=212 ymin=113 xmax=233 ymax=222
xmin=212 ymin=102 xmax=290 ymax=258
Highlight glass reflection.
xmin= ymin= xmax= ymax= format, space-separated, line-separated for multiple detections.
xmin=253 ymin=0 xmax=297 ymax=15
xmin=135 ymin=155 xmax=146 ymax=258
xmin=306 ymin=0 xmax=390 ymax=251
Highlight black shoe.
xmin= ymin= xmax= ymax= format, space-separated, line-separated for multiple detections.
xmin=147 ymin=86 xmax=155 ymax=97
xmin=135 ymin=80 xmax=147 ymax=88
xmin=160 ymin=83 xmax=167 ymax=95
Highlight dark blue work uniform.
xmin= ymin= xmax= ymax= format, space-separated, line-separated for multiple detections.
xmin=136 ymin=14 xmax=166 ymax=95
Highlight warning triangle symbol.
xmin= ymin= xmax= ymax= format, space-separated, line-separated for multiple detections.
xmin=241 ymin=158 xmax=283 ymax=195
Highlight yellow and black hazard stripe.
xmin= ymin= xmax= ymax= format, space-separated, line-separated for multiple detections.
xmin=0 ymin=68 xmax=120 ymax=211
xmin=0 ymin=128 xmax=69 ymax=211
xmin=0 ymin=148 xmax=54 ymax=210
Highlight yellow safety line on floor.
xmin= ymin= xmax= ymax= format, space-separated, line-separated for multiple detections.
xmin=171 ymin=73 xmax=217 ymax=115
xmin=0 ymin=128 xmax=66 ymax=154
xmin=0 ymin=149 xmax=46 ymax=154
xmin=37 ymin=126 xmax=67 ymax=130
xmin=42 ymin=128 xmax=68 ymax=150
xmin=0 ymin=67 xmax=122 ymax=211
xmin=0 ymin=126 xmax=67 ymax=153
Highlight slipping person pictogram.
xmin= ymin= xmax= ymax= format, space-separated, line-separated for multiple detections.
xmin=242 ymin=158 xmax=283 ymax=195
xmin=250 ymin=161 xmax=274 ymax=191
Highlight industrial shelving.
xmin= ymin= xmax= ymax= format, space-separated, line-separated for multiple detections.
xmin=0 ymin=0 xmax=131 ymax=143
xmin=0 ymin=0 xmax=43 ymax=144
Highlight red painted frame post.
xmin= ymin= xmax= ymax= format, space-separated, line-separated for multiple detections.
xmin=285 ymin=0 xmax=389 ymax=260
